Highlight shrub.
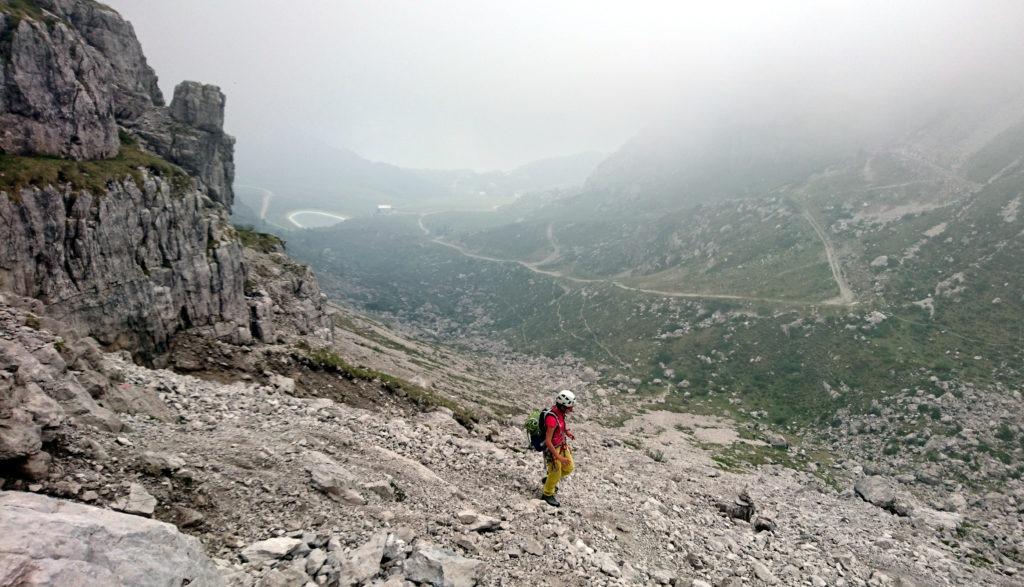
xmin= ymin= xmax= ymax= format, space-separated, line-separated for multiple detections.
xmin=646 ymin=448 xmax=666 ymax=462
xmin=995 ymin=422 xmax=1015 ymax=443
xmin=622 ymin=438 xmax=642 ymax=450
xmin=235 ymin=226 xmax=285 ymax=253
xmin=296 ymin=346 xmax=480 ymax=429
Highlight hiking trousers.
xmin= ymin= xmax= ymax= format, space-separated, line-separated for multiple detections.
xmin=543 ymin=445 xmax=574 ymax=497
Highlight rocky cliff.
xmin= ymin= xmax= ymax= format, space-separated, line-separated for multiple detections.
xmin=0 ymin=0 xmax=251 ymax=356
xmin=129 ymin=80 xmax=236 ymax=207
xmin=0 ymin=173 xmax=250 ymax=356
xmin=0 ymin=0 xmax=332 ymax=480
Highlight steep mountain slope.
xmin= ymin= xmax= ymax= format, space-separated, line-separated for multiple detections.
xmin=1 ymin=1 xmax=1022 ymax=585
xmin=282 ymin=87 xmax=1024 ymax=583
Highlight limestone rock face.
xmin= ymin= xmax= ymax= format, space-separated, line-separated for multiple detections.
xmin=0 ymin=174 xmax=249 ymax=357
xmin=0 ymin=14 xmax=118 ymax=159
xmin=0 ymin=298 xmax=120 ymax=477
xmin=0 ymin=491 xmax=224 ymax=586
xmin=34 ymin=0 xmax=165 ymax=119
xmin=243 ymin=247 xmax=333 ymax=343
xmin=0 ymin=2 xmax=233 ymax=205
xmin=170 ymin=80 xmax=224 ymax=132
xmin=130 ymin=81 xmax=236 ymax=207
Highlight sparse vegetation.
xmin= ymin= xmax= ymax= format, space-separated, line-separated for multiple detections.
xmin=645 ymin=448 xmax=665 ymax=462
xmin=0 ymin=0 xmax=52 ymax=21
xmin=0 ymin=134 xmax=190 ymax=196
xmin=235 ymin=226 xmax=285 ymax=253
xmin=295 ymin=345 xmax=480 ymax=429
xmin=995 ymin=422 xmax=1016 ymax=443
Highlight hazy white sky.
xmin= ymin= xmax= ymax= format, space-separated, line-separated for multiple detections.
xmin=105 ymin=0 xmax=1024 ymax=171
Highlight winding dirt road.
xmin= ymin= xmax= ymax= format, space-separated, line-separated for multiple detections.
xmin=417 ymin=213 xmax=848 ymax=307
xmin=798 ymin=206 xmax=855 ymax=305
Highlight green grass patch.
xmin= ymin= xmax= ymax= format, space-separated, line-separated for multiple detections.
xmin=645 ymin=448 xmax=665 ymax=462
xmin=235 ymin=226 xmax=285 ymax=253
xmin=1 ymin=0 xmax=51 ymax=21
xmin=705 ymin=441 xmax=839 ymax=486
xmin=294 ymin=345 xmax=480 ymax=429
xmin=0 ymin=135 xmax=190 ymax=196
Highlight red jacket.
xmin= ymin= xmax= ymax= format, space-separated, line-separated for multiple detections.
xmin=545 ymin=406 xmax=569 ymax=448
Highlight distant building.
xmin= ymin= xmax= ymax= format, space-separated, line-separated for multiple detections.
xmin=376 ymin=204 xmax=393 ymax=215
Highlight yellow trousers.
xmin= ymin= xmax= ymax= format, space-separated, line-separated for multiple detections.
xmin=543 ymin=445 xmax=574 ymax=497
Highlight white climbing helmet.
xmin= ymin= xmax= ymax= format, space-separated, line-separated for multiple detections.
xmin=555 ymin=389 xmax=576 ymax=407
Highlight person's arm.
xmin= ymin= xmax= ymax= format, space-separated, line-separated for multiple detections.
xmin=545 ymin=421 xmax=569 ymax=465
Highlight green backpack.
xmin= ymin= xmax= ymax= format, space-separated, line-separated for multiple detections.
xmin=525 ymin=408 xmax=554 ymax=451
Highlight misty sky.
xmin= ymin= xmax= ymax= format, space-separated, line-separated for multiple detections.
xmin=104 ymin=0 xmax=1024 ymax=173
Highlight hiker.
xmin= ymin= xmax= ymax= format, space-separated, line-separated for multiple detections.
xmin=541 ymin=389 xmax=576 ymax=507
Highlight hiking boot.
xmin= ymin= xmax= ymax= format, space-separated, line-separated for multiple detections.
xmin=542 ymin=494 xmax=561 ymax=508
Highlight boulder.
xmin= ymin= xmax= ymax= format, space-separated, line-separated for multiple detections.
xmin=765 ymin=433 xmax=789 ymax=449
xmin=751 ymin=559 xmax=778 ymax=584
xmin=0 ymin=491 xmax=222 ymax=586
xmin=404 ymin=546 xmax=482 ymax=587
xmin=269 ymin=374 xmax=295 ymax=394
xmin=912 ymin=507 xmax=962 ymax=531
xmin=855 ymin=476 xmax=911 ymax=516
xmin=305 ymin=548 xmax=327 ymax=575
xmin=139 ymin=451 xmax=185 ymax=476
xmin=305 ymin=451 xmax=358 ymax=501
xmin=337 ymin=532 xmax=387 ymax=585
xmin=19 ymin=451 xmax=52 ymax=481
xmin=170 ymin=506 xmax=204 ymax=528
xmin=715 ymin=488 xmax=755 ymax=522
xmin=256 ymin=567 xmax=308 ymax=587
xmin=597 ymin=552 xmax=621 ymax=577
xmin=363 ymin=479 xmax=396 ymax=500
xmin=753 ymin=516 xmax=777 ymax=533
xmin=457 ymin=509 xmax=500 ymax=532
xmin=241 ymin=537 xmax=304 ymax=564
xmin=111 ymin=483 xmax=157 ymax=517
xmin=341 ymin=489 xmax=366 ymax=506
xmin=101 ymin=384 xmax=174 ymax=421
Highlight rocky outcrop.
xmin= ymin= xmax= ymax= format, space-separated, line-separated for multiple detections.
xmin=0 ymin=2 xmax=234 ymax=205
xmin=0 ymin=1 xmax=245 ymax=351
xmin=0 ymin=12 xmax=119 ymax=159
xmin=169 ymin=80 xmax=223 ymax=132
xmin=0 ymin=0 xmax=163 ymax=158
xmin=0 ymin=491 xmax=223 ymax=586
xmin=0 ymin=173 xmax=249 ymax=357
xmin=33 ymin=0 xmax=164 ymax=119
xmin=243 ymin=245 xmax=333 ymax=344
xmin=0 ymin=295 xmax=120 ymax=479
xmin=130 ymin=81 xmax=236 ymax=207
